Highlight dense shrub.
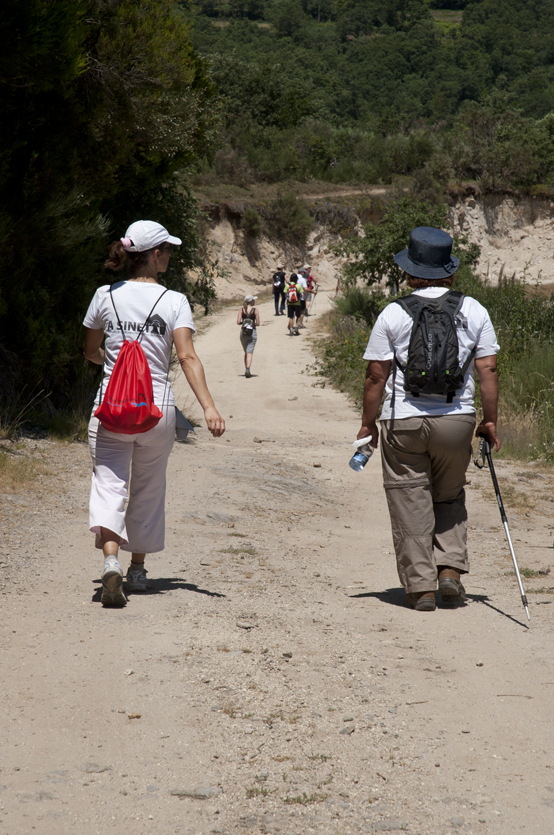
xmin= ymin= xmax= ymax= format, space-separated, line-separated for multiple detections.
xmin=0 ymin=1 xmax=216 ymax=409
xmin=241 ymin=207 xmax=262 ymax=237
xmin=262 ymin=193 xmax=314 ymax=246
xmin=315 ymin=315 xmax=370 ymax=411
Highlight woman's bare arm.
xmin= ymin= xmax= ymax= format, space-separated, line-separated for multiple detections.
xmin=173 ymin=327 xmax=225 ymax=437
xmin=84 ymin=328 xmax=105 ymax=365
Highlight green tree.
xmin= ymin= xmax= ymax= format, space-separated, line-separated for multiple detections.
xmin=0 ymin=0 xmax=216 ymax=406
xmin=208 ymin=54 xmax=311 ymax=128
xmin=263 ymin=192 xmax=314 ymax=246
xmin=228 ymin=0 xmax=266 ymax=19
xmin=335 ymin=197 xmax=447 ymax=292
xmin=267 ymin=0 xmax=311 ymax=37
xmin=302 ymin=0 xmax=336 ymax=22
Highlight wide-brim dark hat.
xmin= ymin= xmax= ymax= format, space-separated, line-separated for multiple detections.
xmin=394 ymin=226 xmax=459 ymax=280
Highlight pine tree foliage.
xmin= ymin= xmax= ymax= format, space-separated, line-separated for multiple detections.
xmin=0 ymin=0 xmax=216 ymax=406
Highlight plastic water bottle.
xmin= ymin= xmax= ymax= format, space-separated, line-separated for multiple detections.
xmin=349 ymin=436 xmax=374 ymax=472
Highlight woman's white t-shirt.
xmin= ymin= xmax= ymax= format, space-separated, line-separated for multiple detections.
xmin=83 ymin=281 xmax=195 ymax=407
xmin=363 ymin=287 xmax=500 ymax=420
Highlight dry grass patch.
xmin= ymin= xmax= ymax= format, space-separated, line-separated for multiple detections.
xmin=0 ymin=449 xmax=48 ymax=492
xmin=219 ymin=545 xmax=258 ymax=556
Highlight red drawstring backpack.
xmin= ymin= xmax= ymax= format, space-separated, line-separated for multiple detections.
xmin=94 ymin=287 xmax=168 ymax=434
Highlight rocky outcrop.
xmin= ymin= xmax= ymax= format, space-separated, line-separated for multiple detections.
xmin=449 ymin=195 xmax=554 ymax=285
xmin=196 ymin=194 xmax=554 ymax=301
xmin=195 ymin=204 xmax=347 ymax=299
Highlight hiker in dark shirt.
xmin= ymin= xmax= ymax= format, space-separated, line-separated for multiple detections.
xmin=272 ymin=266 xmax=286 ymax=316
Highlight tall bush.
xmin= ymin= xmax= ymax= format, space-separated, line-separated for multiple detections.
xmin=263 ymin=193 xmax=314 ymax=246
xmin=0 ymin=0 xmax=216 ymax=407
xmin=334 ymin=197 xmax=448 ymax=292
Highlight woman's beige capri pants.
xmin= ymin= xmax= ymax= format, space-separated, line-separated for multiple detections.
xmin=88 ymin=408 xmax=176 ymax=554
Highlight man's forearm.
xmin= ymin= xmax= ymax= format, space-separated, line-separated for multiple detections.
xmin=361 ymin=378 xmax=386 ymax=427
xmin=476 ymin=358 xmax=498 ymax=424
xmin=475 ymin=356 xmax=500 ymax=450
xmin=480 ymin=378 xmax=498 ymax=425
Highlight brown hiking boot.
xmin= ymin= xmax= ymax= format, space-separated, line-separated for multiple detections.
xmin=403 ymin=591 xmax=436 ymax=612
xmin=438 ymin=568 xmax=467 ymax=602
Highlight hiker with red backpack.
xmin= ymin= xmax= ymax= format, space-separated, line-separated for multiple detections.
xmin=284 ymin=274 xmax=302 ymax=335
xmin=304 ymin=265 xmax=318 ymax=315
xmin=83 ymin=220 xmax=225 ymax=607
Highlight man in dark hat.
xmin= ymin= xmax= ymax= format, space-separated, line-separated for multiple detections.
xmin=356 ymin=227 xmax=500 ymax=612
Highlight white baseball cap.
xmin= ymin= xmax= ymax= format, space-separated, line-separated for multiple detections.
xmin=121 ymin=220 xmax=182 ymax=252
xmin=244 ymin=294 xmax=257 ymax=303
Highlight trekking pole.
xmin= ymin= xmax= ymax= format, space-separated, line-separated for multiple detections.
xmin=474 ymin=434 xmax=530 ymax=621
xmin=311 ymin=285 xmax=319 ymax=316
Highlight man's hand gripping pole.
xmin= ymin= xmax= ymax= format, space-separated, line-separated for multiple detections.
xmin=474 ymin=434 xmax=530 ymax=621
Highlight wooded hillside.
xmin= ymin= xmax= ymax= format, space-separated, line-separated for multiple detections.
xmin=190 ymin=0 xmax=554 ymax=190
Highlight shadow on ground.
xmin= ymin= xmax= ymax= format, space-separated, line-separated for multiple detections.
xmin=92 ymin=578 xmax=225 ymax=604
xmin=349 ymin=588 xmax=529 ymax=628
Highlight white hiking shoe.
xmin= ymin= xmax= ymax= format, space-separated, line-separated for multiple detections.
xmin=101 ymin=558 xmax=127 ymax=607
xmin=125 ymin=563 xmax=148 ymax=592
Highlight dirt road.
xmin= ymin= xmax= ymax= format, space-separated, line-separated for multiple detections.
xmin=1 ymin=288 xmax=554 ymax=835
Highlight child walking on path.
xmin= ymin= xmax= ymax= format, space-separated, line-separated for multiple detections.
xmin=83 ymin=220 xmax=225 ymax=607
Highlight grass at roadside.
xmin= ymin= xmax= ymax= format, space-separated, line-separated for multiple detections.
xmin=311 ymin=310 xmax=369 ymax=412
xmin=0 ymin=448 xmax=48 ymax=492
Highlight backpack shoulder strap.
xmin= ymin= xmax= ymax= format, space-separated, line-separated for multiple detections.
xmin=394 ymin=294 xmax=424 ymax=318
xmin=439 ymin=289 xmax=465 ymax=316
xmin=109 ymin=285 xmax=124 ymax=333
xmin=137 ymin=288 xmax=169 ymax=344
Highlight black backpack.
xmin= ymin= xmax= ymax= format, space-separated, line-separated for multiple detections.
xmin=393 ymin=291 xmax=475 ymax=404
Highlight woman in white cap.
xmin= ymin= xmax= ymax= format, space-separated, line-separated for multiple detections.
xmin=236 ymin=294 xmax=260 ymax=378
xmin=83 ymin=220 xmax=225 ymax=607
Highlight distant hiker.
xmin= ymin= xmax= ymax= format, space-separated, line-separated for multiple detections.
xmin=285 ymin=274 xmax=302 ymax=335
xmin=304 ymin=265 xmax=318 ymax=315
xmin=356 ymin=227 xmax=500 ymax=612
xmin=295 ymin=268 xmax=315 ymax=329
xmin=272 ymin=266 xmax=286 ymax=316
xmin=83 ymin=220 xmax=225 ymax=607
xmin=237 ymin=294 xmax=260 ymax=377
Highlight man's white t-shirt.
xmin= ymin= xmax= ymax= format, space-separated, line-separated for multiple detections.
xmin=296 ymin=274 xmax=308 ymax=300
xmin=363 ymin=287 xmax=500 ymax=420
xmin=83 ymin=281 xmax=195 ymax=407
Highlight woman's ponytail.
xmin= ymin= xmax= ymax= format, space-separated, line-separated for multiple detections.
xmin=105 ymin=241 xmax=128 ymax=272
